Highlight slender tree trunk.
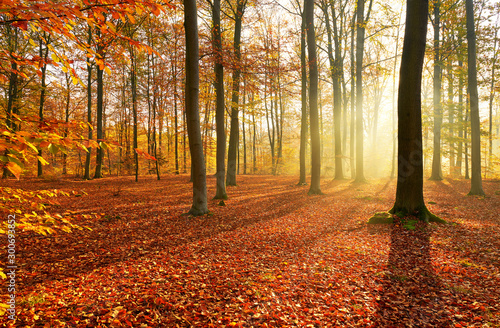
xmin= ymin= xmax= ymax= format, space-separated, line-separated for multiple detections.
xmin=184 ymin=0 xmax=208 ymax=215
xmin=322 ymin=0 xmax=343 ymax=180
xmin=252 ymin=105 xmax=257 ymax=174
xmin=488 ymin=25 xmax=498 ymax=175
xmin=62 ymin=73 xmax=71 ymax=175
xmin=305 ymin=0 xmax=322 ymax=195
xmin=38 ymin=35 xmax=49 ymax=177
xmin=298 ymin=9 xmax=308 ymax=185
xmin=447 ymin=61 xmax=454 ymax=177
xmin=350 ymin=14 xmax=356 ymax=179
xmin=465 ymin=97 xmax=470 ymax=180
xmin=354 ymin=0 xmax=366 ymax=182
xmin=84 ymin=27 xmax=93 ymax=180
xmin=131 ymin=48 xmax=138 ymax=182
xmin=390 ymin=12 xmax=402 ymax=180
xmin=212 ymin=0 xmax=227 ymax=199
xmin=466 ymin=0 xmax=485 ymax=196
xmin=94 ymin=44 xmax=104 ymax=179
xmin=456 ymin=59 xmax=464 ymax=177
xmin=226 ymin=0 xmax=246 ymax=186
xmin=430 ymin=0 xmax=443 ymax=181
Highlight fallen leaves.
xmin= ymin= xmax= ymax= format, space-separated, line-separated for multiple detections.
xmin=0 ymin=175 xmax=499 ymax=326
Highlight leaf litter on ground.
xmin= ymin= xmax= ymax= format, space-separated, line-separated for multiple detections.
xmin=0 ymin=175 xmax=499 ymax=327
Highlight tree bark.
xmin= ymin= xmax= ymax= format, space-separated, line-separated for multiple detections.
xmin=466 ymin=0 xmax=485 ymax=196
xmin=131 ymin=48 xmax=138 ymax=182
xmin=84 ymin=26 xmax=93 ymax=180
xmin=38 ymin=34 xmax=49 ymax=177
xmin=212 ymin=0 xmax=227 ymax=199
xmin=430 ymin=0 xmax=443 ymax=181
xmin=184 ymin=0 xmax=209 ymax=215
xmin=226 ymin=0 xmax=246 ymax=186
xmin=94 ymin=41 xmax=104 ymax=179
xmin=354 ymin=0 xmax=365 ymax=182
xmin=390 ymin=0 xmax=441 ymax=222
xmin=305 ymin=0 xmax=322 ymax=195
xmin=298 ymin=8 xmax=308 ymax=186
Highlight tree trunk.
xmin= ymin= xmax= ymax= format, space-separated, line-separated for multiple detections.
xmin=390 ymin=0 xmax=441 ymax=222
xmin=298 ymin=8 xmax=308 ymax=186
xmin=456 ymin=41 xmax=464 ymax=176
xmin=354 ymin=0 xmax=365 ymax=182
xmin=488 ymin=24 xmax=498 ymax=175
xmin=94 ymin=44 xmax=104 ymax=179
xmin=322 ymin=0 xmax=343 ymax=180
xmin=305 ymin=0 xmax=322 ymax=195
xmin=212 ymin=0 xmax=227 ymax=199
xmin=84 ymin=27 xmax=93 ymax=180
xmin=466 ymin=0 xmax=485 ymax=196
xmin=131 ymin=48 xmax=138 ymax=182
xmin=226 ymin=0 xmax=246 ymax=186
xmin=38 ymin=35 xmax=49 ymax=177
xmin=350 ymin=13 xmax=356 ymax=179
xmin=184 ymin=0 xmax=208 ymax=215
xmin=430 ymin=0 xmax=443 ymax=181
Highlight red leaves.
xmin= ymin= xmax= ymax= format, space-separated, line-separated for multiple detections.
xmin=1 ymin=176 xmax=500 ymax=326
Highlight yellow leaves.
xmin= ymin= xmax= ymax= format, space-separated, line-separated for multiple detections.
xmin=51 ymin=53 xmax=59 ymax=63
xmin=0 ymin=303 xmax=10 ymax=316
xmin=37 ymin=156 xmax=49 ymax=166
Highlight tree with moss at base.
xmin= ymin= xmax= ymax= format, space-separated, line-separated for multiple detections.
xmin=379 ymin=0 xmax=443 ymax=223
xmin=184 ymin=0 xmax=209 ymax=216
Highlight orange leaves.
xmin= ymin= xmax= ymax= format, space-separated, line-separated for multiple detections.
xmin=2 ymin=177 xmax=499 ymax=327
xmin=135 ymin=148 xmax=156 ymax=161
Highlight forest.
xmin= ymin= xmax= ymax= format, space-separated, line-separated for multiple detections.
xmin=1 ymin=0 xmax=500 ymax=326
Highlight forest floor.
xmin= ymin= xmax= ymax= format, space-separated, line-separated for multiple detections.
xmin=1 ymin=174 xmax=500 ymax=327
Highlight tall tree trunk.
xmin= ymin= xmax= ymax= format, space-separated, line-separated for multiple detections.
xmin=354 ymin=0 xmax=366 ymax=182
xmin=242 ymin=85 xmax=247 ymax=175
xmin=389 ymin=0 xmax=441 ymax=222
xmin=62 ymin=73 xmax=71 ymax=175
xmin=456 ymin=59 xmax=464 ymax=177
xmin=465 ymin=97 xmax=470 ymax=179
xmin=305 ymin=0 xmax=322 ymax=195
xmin=226 ymin=0 xmax=246 ymax=186
xmin=322 ymin=0 xmax=343 ymax=180
xmin=331 ymin=0 xmax=343 ymax=179
xmin=174 ymin=61 xmax=179 ymax=174
xmin=131 ymin=48 xmax=138 ymax=182
xmin=212 ymin=0 xmax=227 ymax=198
xmin=298 ymin=8 xmax=308 ymax=186
xmin=184 ymin=0 xmax=208 ymax=215
xmin=252 ymin=105 xmax=257 ymax=174
xmin=488 ymin=24 xmax=498 ymax=175
xmin=430 ymin=0 xmax=443 ymax=181
xmin=350 ymin=14 xmax=356 ymax=179
xmin=447 ymin=61 xmax=454 ymax=177
xmin=84 ymin=27 xmax=93 ymax=180
xmin=38 ymin=35 xmax=49 ymax=177
xmin=94 ymin=42 xmax=105 ymax=179
xmin=466 ymin=0 xmax=485 ymax=196
xmin=390 ymin=12 xmax=402 ymax=180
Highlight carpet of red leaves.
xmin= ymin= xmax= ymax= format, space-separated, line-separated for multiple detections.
xmin=1 ymin=175 xmax=499 ymax=327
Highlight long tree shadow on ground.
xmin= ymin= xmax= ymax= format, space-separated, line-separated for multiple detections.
xmin=373 ymin=220 xmax=450 ymax=327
